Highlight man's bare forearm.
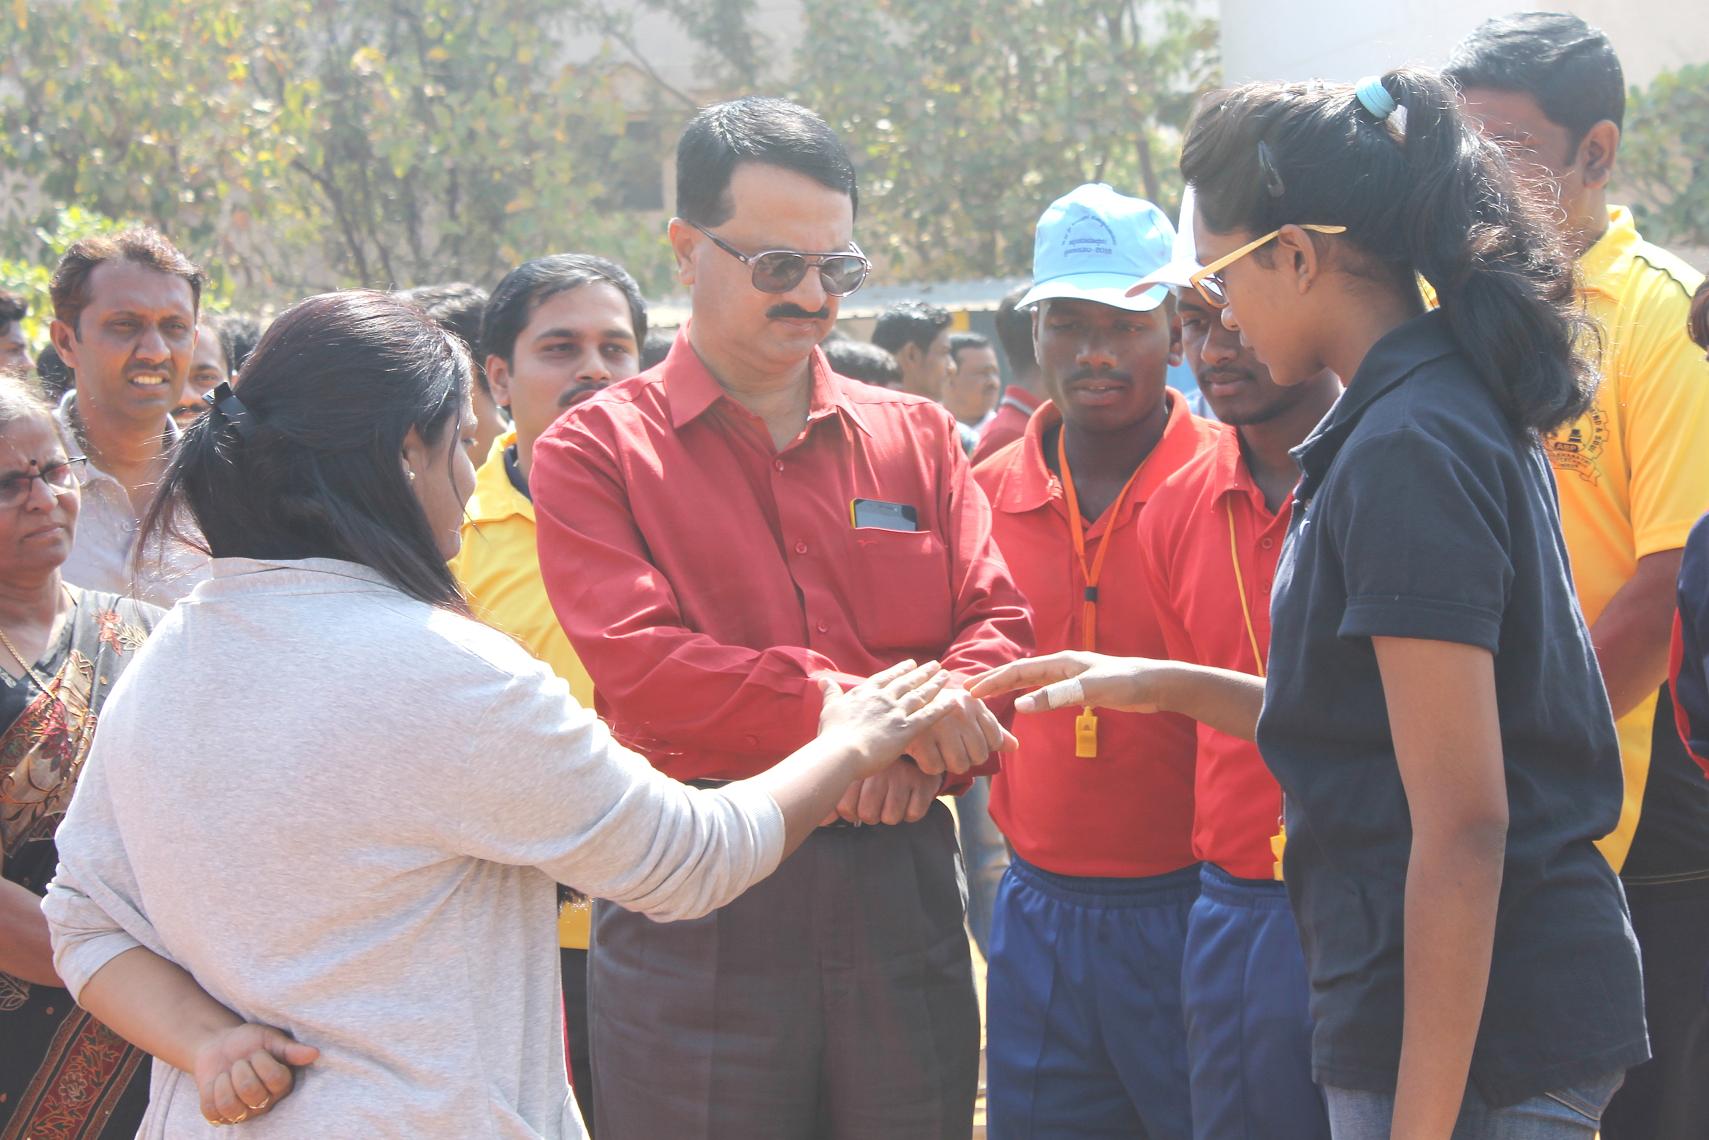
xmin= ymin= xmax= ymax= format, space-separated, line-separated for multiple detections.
xmin=1590 ymin=548 xmax=1683 ymax=719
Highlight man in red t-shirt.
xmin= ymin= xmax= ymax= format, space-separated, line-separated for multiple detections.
xmin=972 ymin=183 xmax=1219 ymax=1139
xmin=1129 ymin=202 xmax=1341 ymax=1138
xmin=531 ymin=97 xmax=1032 ymax=1140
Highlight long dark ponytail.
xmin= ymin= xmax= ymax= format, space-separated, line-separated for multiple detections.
xmin=1180 ymin=68 xmax=1596 ymax=435
xmin=139 ymin=290 xmax=470 ymax=611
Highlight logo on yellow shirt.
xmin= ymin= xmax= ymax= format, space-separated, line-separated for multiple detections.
xmin=1546 ymin=404 xmax=1609 ymax=485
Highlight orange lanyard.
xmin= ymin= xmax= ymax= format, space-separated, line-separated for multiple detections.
xmin=1056 ymin=426 xmax=1144 ymax=757
xmin=1225 ymin=501 xmax=1267 ymax=678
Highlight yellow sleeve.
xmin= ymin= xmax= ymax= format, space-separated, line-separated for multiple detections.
xmin=1621 ymin=272 xmax=1709 ymax=559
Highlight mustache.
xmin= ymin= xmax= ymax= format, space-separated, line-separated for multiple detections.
xmin=560 ymin=381 xmax=607 ymax=408
xmin=1200 ymin=367 xmax=1257 ymax=387
xmin=766 ymin=303 xmax=832 ymax=321
xmin=1064 ymin=367 xmax=1133 ymax=386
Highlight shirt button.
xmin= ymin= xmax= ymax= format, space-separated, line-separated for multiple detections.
xmin=795 ymin=541 xmax=808 ymax=555
xmin=743 ymin=734 xmax=759 ymax=748
xmin=774 ymin=459 xmax=785 ymax=472
xmin=1261 ymin=537 xmax=1275 ymax=549
xmin=816 ymin=621 xmax=829 ymax=634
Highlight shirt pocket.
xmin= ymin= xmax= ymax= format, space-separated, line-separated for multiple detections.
xmin=848 ymin=529 xmax=955 ymax=652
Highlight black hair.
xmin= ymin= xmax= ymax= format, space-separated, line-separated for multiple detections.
xmin=34 ymin=344 xmax=71 ymax=402
xmin=479 ymin=254 xmax=648 ymax=368
xmin=871 ymin=300 xmax=952 ymax=356
xmin=140 ymin=291 xmax=471 ymax=611
xmin=399 ymin=283 xmax=487 ymax=352
xmin=399 ymin=282 xmax=491 ymax=395
xmin=1689 ymin=279 xmax=1709 ymax=353
xmin=1180 ymin=69 xmax=1595 ymax=436
xmin=51 ymin=226 xmax=206 ymax=331
xmin=676 ymin=96 xmax=858 ymax=226
xmin=640 ymin=329 xmax=674 ymax=371
xmin=0 ymin=289 xmax=25 ymax=325
xmin=219 ymin=312 xmax=265 ymax=373
xmin=948 ymin=331 xmax=991 ymax=363
xmin=1445 ymin=12 xmax=1624 ymax=155
xmin=196 ymin=312 xmax=232 ymax=375
xmin=824 ymin=339 xmax=902 ymax=388
xmin=994 ymin=285 xmax=1038 ymax=379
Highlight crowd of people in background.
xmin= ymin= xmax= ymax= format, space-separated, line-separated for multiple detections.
xmin=3 ymin=9 xmax=1709 ymax=1140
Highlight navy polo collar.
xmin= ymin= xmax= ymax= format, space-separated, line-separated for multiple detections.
xmin=1290 ymin=310 xmax=1458 ymax=505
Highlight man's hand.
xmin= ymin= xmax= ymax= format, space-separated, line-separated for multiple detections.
xmin=823 ymin=758 xmax=945 ymax=827
xmin=897 ymin=686 xmax=1016 ymax=776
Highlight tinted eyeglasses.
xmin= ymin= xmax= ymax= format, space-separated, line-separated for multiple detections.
xmin=0 ymin=457 xmax=86 ymax=507
xmin=1188 ymin=224 xmax=1348 ymax=309
xmin=686 ymin=221 xmax=871 ymax=297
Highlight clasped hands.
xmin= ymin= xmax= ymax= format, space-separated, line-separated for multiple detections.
xmin=821 ymin=679 xmax=1016 ymax=828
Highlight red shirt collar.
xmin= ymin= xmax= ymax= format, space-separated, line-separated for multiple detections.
xmin=1203 ymin=425 xmax=1297 ymax=527
xmin=663 ymin=323 xmax=873 ymax=439
xmin=998 ymin=389 xmax=1211 ymax=519
xmin=998 ymin=385 xmax=1045 ymax=415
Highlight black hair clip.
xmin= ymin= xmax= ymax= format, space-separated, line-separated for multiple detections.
xmin=204 ymin=380 xmax=257 ymax=442
xmin=1256 ymin=141 xmax=1287 ymax=198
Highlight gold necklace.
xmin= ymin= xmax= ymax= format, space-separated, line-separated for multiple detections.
xmin=0 ymin=586 xmax=77 ymax=693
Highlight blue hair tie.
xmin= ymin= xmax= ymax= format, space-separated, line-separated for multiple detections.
xmin=1355 ymin=75 xmax=1398 ymax=121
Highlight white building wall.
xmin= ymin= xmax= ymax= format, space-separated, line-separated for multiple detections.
xmin=1220 ymin=0 xmax=1709 ymax=86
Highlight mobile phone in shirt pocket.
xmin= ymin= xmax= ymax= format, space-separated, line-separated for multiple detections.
xmin=849 ymin=528 xmax=954 ymax=651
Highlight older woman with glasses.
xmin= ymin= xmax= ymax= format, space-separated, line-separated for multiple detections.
xmin=0 ymin=369 xmax=162 ymax=1140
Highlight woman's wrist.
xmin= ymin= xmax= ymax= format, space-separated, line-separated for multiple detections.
xmin=1147 ymin=660 xmax=1194 ymax=716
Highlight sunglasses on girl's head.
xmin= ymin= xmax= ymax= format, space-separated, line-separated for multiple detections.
xmin=686 ymin=220 xmax=871 ymax=297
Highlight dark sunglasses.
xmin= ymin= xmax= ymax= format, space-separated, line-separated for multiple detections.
xmin=686 ymin=220 xmax=871 ymax=297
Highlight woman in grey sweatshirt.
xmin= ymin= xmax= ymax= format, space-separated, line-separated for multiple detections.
xmin=42 ymin=292 xmax=993 ymax=1138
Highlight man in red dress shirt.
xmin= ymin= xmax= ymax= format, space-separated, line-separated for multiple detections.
xmin=531 ymin=96 xmax=1033 ymax=1140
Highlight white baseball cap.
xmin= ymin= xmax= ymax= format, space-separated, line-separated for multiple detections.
xmin=1124 ymin=184 xmax=1201 ymax=296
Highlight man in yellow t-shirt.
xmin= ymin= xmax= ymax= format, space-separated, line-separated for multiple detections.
xmin=1452 ymin=14 xmax=1709 ymax=1137
xmin=448 ymin=253 xmax=647 ymax=1133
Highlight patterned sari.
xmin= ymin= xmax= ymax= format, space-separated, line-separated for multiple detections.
xmin=0 ymin=590 xmax=159 ymax=1140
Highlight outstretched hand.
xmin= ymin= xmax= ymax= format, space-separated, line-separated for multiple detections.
xmin=193 ymin=1023 xmax=318 ymax=1127
xmin=968 ymin=651 xmax=1167 ymax=715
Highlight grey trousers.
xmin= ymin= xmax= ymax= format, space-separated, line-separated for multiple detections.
xmin=588 ymin=800 xmax=980 ymax=1140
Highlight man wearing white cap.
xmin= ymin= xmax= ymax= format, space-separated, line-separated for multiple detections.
xmin=971 ymin=183 xmax=1221 ymax=1139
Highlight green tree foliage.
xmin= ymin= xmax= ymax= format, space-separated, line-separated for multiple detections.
xmin=0 ymin=207 xmax=131 ymax=352
xmin=1620 ymin=63 xmax=1709 ymax=250
xmin=1 ymin=0 xmax=1216 ymax=306
xmin=1 ymin=0 xmax=679 ymax=298
xmin=795 ymin=0 xmax=1217 ymax=280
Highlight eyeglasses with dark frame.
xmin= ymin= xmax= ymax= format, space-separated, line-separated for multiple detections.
xmin=0 ymin=457 xmax=87 ymax=507
xmin=685 ymin=220 xmax=871 ymax=298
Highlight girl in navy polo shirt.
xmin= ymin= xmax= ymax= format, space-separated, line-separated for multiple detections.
xmin=975 ymin=68 xmax=1647 ymax=1140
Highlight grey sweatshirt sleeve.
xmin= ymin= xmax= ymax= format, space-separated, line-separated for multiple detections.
xmin=449 ymin=671 xmax=786 ymax=924
xmin=42 ymin=747 xmax=165 ymax=1001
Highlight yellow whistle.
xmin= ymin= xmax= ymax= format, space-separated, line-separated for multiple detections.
xmin=1271 ymin=825 xmax=1287 ymax=881
xmin=1075 ymin=710 xmax=1099 ymax=758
